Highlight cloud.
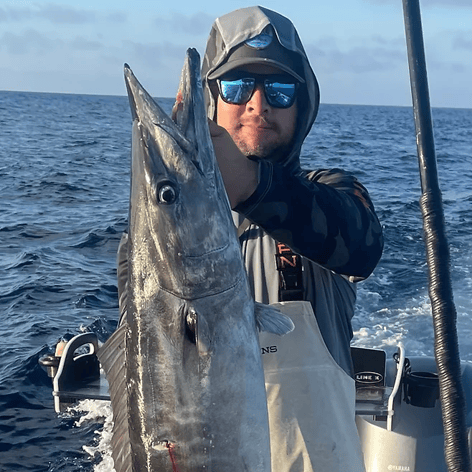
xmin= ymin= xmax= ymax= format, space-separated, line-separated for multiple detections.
xmin=453 ymin=33 xmax=472 ymax=51
xmin=0 ymin=3 xmax=126 ymax=24
xmin=154 ymin=12 xmax=214 ymax=36
xmin=450 ymin=62 xmax=467 ymax=73
xmin=0 ymin=29 xmax=61 ymax=55
xmin=0 ymin=5 xmax=31 ymax=22
xmin=37 ymin=4 xmax=96 ymax=24
xmin=364 ymin=0 xmax=471 ymax=7
xmin=70 ymin=36 xmax=102 ymax=51
xmin=424 ymin=0 xmax=471 ymax=5
xmin=125 ymin=40 xmax=187 ymax=66
xmin=0 ymin=4 xmax=92 ymax=24
xmin=306 ymin=36 xmax=405 ymax=75
xmin=0 ymin=29 xmax=105 ymax=55
xmin=105 ymin=11 xmax=127 ymax=23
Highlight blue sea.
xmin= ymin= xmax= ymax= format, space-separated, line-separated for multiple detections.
xmin=1 ymin=90 xmax=471 ymax=471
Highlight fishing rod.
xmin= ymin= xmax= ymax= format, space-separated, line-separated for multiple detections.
xmin=401 ymin=0 xmax=471 ymax=470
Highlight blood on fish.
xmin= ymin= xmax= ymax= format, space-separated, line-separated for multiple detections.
xmin=166 ymin=442 xmax=182 ymax=472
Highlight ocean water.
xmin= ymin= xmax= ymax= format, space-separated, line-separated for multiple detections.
xmin=0 ymin=90 xmax=471 ymax=471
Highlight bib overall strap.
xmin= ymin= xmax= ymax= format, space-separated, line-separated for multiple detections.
xmin=275 ymin=242 xmax=303 ymax=301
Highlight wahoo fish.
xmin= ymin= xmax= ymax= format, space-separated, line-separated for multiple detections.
xmin=98 ymin=48 xmax=293 ymax=472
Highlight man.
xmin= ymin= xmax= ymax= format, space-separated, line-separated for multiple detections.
xmin=199 ymin=7 xmax=383 ymax=471
xmin=202 ymin=6 xmax=383 ymax=375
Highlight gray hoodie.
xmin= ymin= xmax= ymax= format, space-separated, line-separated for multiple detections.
xmin=200 ymin=6 xmax=384 ymax=375
xmin=202 ymin=6 xmax=319 ymax=173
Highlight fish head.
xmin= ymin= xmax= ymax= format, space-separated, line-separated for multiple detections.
xmin=125 ymin=49 xmax=244 ymax=300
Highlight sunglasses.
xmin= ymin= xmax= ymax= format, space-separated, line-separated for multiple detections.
xmin=217 ymin=73 xmax=298 ymax=109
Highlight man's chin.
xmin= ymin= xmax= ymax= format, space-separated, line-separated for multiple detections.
xmin=236 ymin=140 xmax=279 ymax=159
xmin=242 ymin=143 xmax=291 ymax=162
xmin=242 ymin=148 xmax=275 ymax=160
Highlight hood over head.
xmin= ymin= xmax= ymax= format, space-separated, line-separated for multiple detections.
xmin=201 ymin=6 xmax=320 ymax=172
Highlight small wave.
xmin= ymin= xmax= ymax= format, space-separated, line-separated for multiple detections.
xmin=16 ymin=225 xmax=59 ymax=240
xmin=1 ymin=345 xmax=52 ymax=387
xmin=0 ymin=390 xmax=46 ymax=411
xmin=38 ymin=180 xmax=86 ymax=193
xmin=336 ymin=140 xmax=364 ymax=150
xmin=104 ymin=226 xmax=118 ymax=235
xmin=0 ymin=223 xmax=28 ymax=233
xmin=4 ymin=252 xmax=40 ymax=270
xmin=72 ymin=226 xmax=120 ymax=249
xmin=0 ymin=280 xmax=69 ymax=307
xmin=72 ymin=232 xmax=107 ymax=249
xmin=75 ymin=285 xmax=118 ymax=310
xmin=0 ymin=280 xmax=38 ymax=302
xmin=63 ymin=139 xmax=100 ymax=148
xmin=18 ymin=230 xmax=45 ymax=239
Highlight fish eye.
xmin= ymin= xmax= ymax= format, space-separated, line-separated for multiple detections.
xmin=156 ymin=181 xmax=178 ymax=204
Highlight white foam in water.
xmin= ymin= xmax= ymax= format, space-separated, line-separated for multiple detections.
xmin=353 ymin=280 xmax=472 ymax=364
xmin=353 ymin=289 xmax=436 ymax=357
xmin=72 ymin=399 xmax=115 ymax=472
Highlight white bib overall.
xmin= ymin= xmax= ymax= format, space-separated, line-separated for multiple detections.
xmin=259 ymin=301 xmax=366 ymax=472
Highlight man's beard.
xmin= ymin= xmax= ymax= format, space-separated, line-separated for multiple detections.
xmin=235 ymin=138 xmax=292 ymax=163
xmin=232 ymin=119 xmax=294 ymax=162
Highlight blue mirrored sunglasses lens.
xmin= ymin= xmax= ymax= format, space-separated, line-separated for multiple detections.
xmin=219 ymin=78 xmax=255 ymax=104
xmin=265 ymin=82 xmax=297 ymax=108
xmin=218 ymin=78 xmax=297 ymax=108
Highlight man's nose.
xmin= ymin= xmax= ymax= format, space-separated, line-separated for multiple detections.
xmin=246 ymin=84 xmax=269 ymax=113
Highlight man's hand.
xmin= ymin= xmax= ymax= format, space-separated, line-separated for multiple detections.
xmin=208 ymin=119 xmax=259 ymax=209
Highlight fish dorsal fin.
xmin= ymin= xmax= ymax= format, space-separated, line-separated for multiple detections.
xmin=255 ymin=302 xmax=294 ymax=336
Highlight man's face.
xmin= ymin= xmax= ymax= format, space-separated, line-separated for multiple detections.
xmin=215 ymin=64 xmax=298 ymax=161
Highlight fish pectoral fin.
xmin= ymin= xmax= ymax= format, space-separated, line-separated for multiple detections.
xmin=255 ymin=303 xmax=295 ymax=336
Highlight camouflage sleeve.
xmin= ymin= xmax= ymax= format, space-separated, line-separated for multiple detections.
xmin=234 ymin=161 xmax=384 ymax=279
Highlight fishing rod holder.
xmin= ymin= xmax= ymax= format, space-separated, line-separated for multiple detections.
xmin=404 ymin=370 xmax=439 ymax=408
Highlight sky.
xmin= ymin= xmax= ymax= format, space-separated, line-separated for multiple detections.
xmin=0 ymin=0 xmax=471 ymax=108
